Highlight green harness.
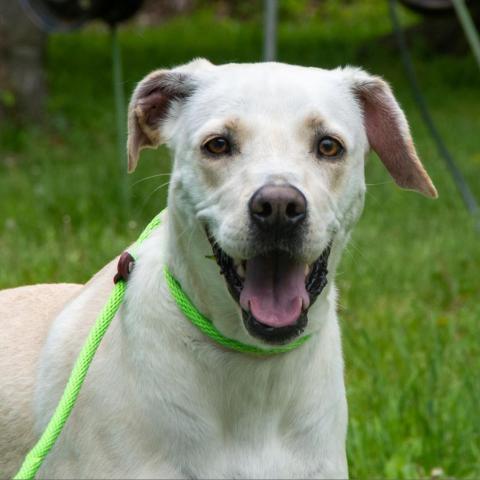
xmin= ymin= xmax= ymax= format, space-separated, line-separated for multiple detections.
xmin=14 ymin=212 xmax=311 ymax=479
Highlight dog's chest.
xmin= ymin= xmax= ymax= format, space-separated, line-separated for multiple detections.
xmin=145 ymin=351 xmax=347 ymax=478
xmin=169 ymin=394 xmax=346 ymax=479
xmin=167 ymin=398 xmax=327 ymax=478
xmin=184 ymin=435 xmax=322 ymax=479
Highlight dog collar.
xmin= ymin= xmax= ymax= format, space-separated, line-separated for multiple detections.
xmin=116 ymin=256 xmax=311 ymax=354
xmin=114 ymin=229 xmax=312 ymax=355
xmin=163 ymin=267 xmax=312 ymax=355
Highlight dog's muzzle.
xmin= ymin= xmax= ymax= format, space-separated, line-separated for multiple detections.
xmin=207 ymin=183 xmax=330 ymax=344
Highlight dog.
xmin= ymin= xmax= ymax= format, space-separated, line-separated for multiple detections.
xmin=0 ymin=59 xmax=437 ymax=478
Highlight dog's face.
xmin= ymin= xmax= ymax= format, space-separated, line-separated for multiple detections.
xmin=128 ymin=59 xmax=436 ymax=345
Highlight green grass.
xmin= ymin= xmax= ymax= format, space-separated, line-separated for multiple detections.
xmin=1 ymin=3 xmax=479 ymax=478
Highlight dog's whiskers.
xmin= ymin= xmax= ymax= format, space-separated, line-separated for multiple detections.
xmin=143 ymin=180 xmax=171 ymax=205
xmin=132 ymin=173 xmax=172 ymax=187
xmin=342 ymin=239 xmax=375 ymax=274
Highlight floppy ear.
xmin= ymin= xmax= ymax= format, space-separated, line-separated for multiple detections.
xmin=348 ymin=69 xmax=437 ymax=198
xmin=127 ymin=69 xmax=195 ymax=173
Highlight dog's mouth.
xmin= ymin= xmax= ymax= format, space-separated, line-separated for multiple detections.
xmin=206 ymin=231 xmax=331 ymax=345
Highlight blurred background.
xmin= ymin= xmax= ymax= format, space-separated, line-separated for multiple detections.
xmin=1 ymin=0 xmax=479 ymax=477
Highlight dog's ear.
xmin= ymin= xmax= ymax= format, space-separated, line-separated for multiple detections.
xmin=346 ymin=68 xmax=437 ymax=198
xmin=127 ymin=69 xmax=196 ymax=172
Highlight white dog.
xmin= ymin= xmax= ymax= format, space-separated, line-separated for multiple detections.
xmin=0 ymin=59 xmax=436 ymax=479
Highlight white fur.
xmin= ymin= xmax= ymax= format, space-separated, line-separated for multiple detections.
xmin=1 ymin=60 xmax=434 ymax=478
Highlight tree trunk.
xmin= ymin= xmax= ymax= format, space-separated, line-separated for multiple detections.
xmin=0 ymin=0 xmax=47 ymax=123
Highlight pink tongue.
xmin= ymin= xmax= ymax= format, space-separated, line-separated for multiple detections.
xmin=239 ymin=252 xmax=310 ymax=328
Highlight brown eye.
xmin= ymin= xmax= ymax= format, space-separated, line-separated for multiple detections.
xmin=317 ymin=136 xmax=343 ymax=158
xmin=203 ymin=136 xmax=231 ymax=155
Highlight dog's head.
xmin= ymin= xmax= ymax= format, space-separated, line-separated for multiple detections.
xmin=127 ymin=59 xmax=436 ymax=345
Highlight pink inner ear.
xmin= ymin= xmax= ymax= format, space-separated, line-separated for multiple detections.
xmin=363 ymin=91 xmax=416 ymax=184
xmin=358 ymin=81 xmax=437 ymax=198
xmin=138 ymin=91 xmax=171 ymax=130
xmin=128 ymin=90 xmax=170 ymax=172
xmin=127 ymin=69 xmax=194 ymax=172
xmin=128 ymin=90 xmax=171 ymax=171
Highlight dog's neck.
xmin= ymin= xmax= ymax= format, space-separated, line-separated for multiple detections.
xmin=165 ymin=205 xmax=247 ymax=342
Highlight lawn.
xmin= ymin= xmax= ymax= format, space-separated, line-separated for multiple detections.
xmin=1 ymin=2 xmax=479 ymax=478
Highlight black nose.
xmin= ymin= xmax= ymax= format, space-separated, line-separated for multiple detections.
xmin=249 ymin=184 xmax=307 ymax=232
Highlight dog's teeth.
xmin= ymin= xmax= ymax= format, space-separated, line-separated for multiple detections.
xmin=236 ymin=263 xmax=245 ymax=279
xmin=304 ymin=265 xmax=311 ymax=276
xmin=302 ymin=298 xmax=309 ymax=311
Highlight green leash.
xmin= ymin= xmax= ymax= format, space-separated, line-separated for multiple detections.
xmin=14 ymin=211 xmax=311 ymax=479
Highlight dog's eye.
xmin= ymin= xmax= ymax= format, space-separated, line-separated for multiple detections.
xmin=317 ymin=137 xmax=343 ymax=158
xmin=203 ymin=137 xmax=231 ymax=156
